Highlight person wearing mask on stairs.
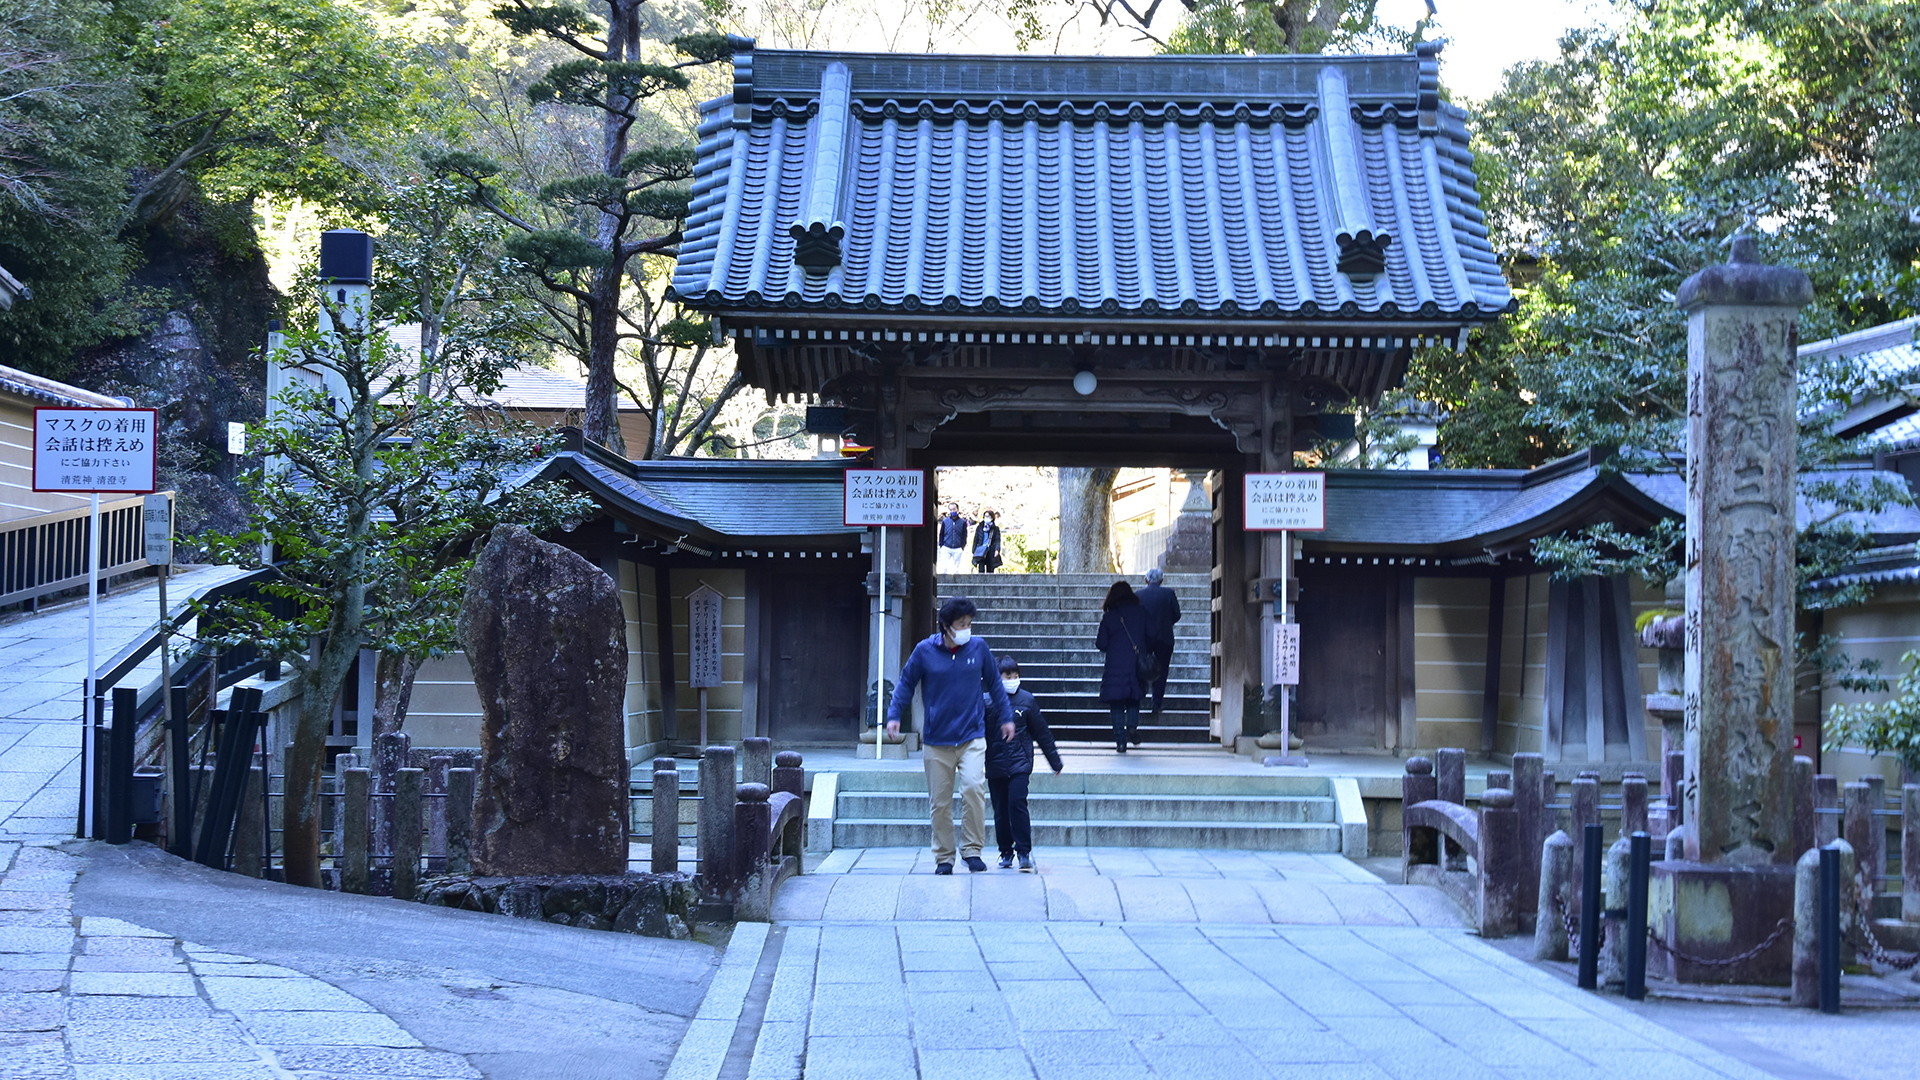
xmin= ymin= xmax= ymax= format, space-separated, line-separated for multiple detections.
xmin=972 ymin=510 xmax=1002 ymax=573
xmin=936 ymin=502 xmax=972 ymax=575
xmin=1136 ymin=567 xmax=1181 ymax=720
xmin=887 ymin=596 xmax=1013 ymax=874
xmin=1093 ymin=580 xmax=1152 ymax=753
xmin=987 ymin=657 xmax=1062 ymax=871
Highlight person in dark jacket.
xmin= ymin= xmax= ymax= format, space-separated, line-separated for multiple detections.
xmin=987 ymin=657 xmax=1062 ymax=871
xmin=1093 ymin=580 xmax=1151 ymax=752
xmin=937 ymin=503 xmax=971 ymax=575
xmin=972 ymin=511 xmax=1003 ymax=573
xmin=887 ymin=596 xmax=1013 ymax=874
xmin=1136 ymin=567 xmax=1181 ymax=718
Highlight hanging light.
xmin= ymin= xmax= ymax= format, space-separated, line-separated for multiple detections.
xmin=1072 ymin=369 xmax=1098 ymax=395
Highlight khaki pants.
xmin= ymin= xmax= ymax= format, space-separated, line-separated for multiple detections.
xmin=923 ymin=738 xmax=986 ymax=865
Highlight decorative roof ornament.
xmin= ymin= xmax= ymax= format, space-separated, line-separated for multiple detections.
xmin=788 ymin=61 xmax=851 ymax=275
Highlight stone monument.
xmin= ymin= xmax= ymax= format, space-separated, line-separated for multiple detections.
xmin=1652 ymin=234 xmax=1811 ymax=983
xmin=458 ymin=525 xmax=629 ymax=876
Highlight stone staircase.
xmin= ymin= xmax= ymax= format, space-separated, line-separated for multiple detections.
xmin=828 ymin=770 xmax=1344 ymax=852
xmin=938 ymin=572 xmax=1213 ymax=745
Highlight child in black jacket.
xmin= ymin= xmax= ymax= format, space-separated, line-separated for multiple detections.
xmin=986 ymin=658 xmax=1063 ymax=871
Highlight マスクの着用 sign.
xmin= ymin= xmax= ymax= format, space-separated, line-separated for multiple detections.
xmin=33 ymin=408 xmax=159 ymax=494
xmin=1244 ymin=472 xmax=1325 ymax=531
xmin=845 ymin=469 xmax=926 ymax=527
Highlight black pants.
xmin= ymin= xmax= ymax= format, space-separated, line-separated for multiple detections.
xmin=974 ymin=556 xmax=997 ymax=573
xmin=1108 ymin=702 xmax=1140 ymax=750
xmin=1149 ymin=644 xmax=1174 ymax=711
xmin=988 ymin=773 xmax=1032 ymax=856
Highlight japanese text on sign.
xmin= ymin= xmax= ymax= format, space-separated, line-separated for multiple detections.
xmin=33 ymin=408 xmax=159 ymax=493
xmin=687 ymin=584 xmax=724 ymax=689
xmin=845 ymin=468 xmax=926 ymax=527
xmin=1272 ymin=622 xmax=1300 ymax=686
xmin=1244 ymin=472 xmax=1326 ymax=531
xmin=143 ymin=495 xmax=172 ymax=566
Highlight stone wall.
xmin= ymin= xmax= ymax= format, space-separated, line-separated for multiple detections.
xmin=415 ymin=872 xmax=699 ymax=939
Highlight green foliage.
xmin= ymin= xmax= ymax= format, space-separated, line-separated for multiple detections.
xmin=1827 ymin=650 xmax=1920 ymax=775
xmin=1006 ymin=532 xmax=1055 ymax=574
xmin=669 ymin=30 xmax=732 ymax=63
xmin=504 ymin=229 xmax=607 ymax=270
xmin=492 ymin=2 xmax=603 ymax=38
xmin=618 ymin=144 xmax=696 ymax=181
xmin=527 ymin=58 xmax=689 ymax=113
xmin=1158 ymin=0 xmax=1417 ymax=56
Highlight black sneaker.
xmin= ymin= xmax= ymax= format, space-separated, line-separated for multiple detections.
xmin=998 ymin=854 xmax=1014 ymax=869
xmin=964 ymin=856 xmax=988 ymax=873
xmin=1130 ymin=730 xmax=1141 ymax=746
xmin=934 ymin=862 xmax=953 ymax=876
xmin=1018 ymin=855 xmax=1034 ymax=872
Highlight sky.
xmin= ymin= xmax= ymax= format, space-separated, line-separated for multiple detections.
xmin=766 ymin=0 xmax=1619 ymax=104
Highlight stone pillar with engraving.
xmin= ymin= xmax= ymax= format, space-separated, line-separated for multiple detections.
xmin=1651 ymin=234 xmax=1811 ymax=984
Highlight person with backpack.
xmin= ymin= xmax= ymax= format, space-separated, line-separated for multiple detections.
xmin=1093 ymin=580 xmax=1153 ymax=753
xmin=987 ymin=657 xmax=1062 ymax=871
xmin=886 ymin=596 xmax=1013 ymax=874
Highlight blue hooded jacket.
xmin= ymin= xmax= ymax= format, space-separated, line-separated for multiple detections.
xmin=887 ymin=633 xmax=1012 ymax=746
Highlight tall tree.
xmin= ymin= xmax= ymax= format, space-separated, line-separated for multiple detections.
xmin=1058 ymin=467 xmax=1119 ymax=573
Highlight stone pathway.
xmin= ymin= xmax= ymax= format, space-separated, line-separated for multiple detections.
xmin=772 ymin=847 xmax=1466 ymax=926
xmin=0 ymin=565 xmax=251 ymax=845
xmin=674 ymin=917 xmax=1786 ymax=1080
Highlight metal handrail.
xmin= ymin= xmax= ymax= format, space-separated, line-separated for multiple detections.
xmin=0 ymin=494 xmax=165 ymax=608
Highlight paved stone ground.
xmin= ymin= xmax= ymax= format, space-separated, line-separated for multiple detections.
xmin=774 ymin=848 xmax=1467 ymax=926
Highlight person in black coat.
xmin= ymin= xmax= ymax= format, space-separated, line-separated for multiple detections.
xmin=986 ymin=657 xmax=1062 ymax=870
xmin=1136 ymin=567 xmax=1181 ymax=717
xmin=972 ymin=511 xmax=1003 ymax=573
xmin=1093 ymin=580 xmax=1151 ymax=752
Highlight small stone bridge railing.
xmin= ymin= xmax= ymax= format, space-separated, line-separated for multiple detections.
xmin=1402 ymin=750 xmax=1522 ymax=937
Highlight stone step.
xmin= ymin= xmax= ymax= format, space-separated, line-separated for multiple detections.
xmin=1046 ymin=725 xmax=1213 ymax=743
xmin=831 ymin=818 xmax=1343 ymax=852
xmin=836 ymin=772 xmax=1331 ymax=797
xmin=839 ymin=791 xmax=1335 ymax=823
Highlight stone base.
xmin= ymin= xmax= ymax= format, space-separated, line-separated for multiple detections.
xmin=855 ymin=730 xmax=918 ymax=758
xmin=1649 ymin=860 xmax=1794 ymax=984
xmin=414 ymin=872 xmax=699 ymax=939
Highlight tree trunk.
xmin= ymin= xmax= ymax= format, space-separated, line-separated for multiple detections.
xmin=282 ymin=618 xmax=363 ymax=888
xmin=371 ymin=651 xmax=420 ymax=739
xmin=582 ymin=266 xmax=625 ymax=454
xmin=1058 ymin=467 xmax=1118 ymax=574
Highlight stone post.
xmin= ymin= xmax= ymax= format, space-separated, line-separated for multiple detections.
xmin=1541 ymin=770 xmax=1557 ymax=832
xmin=698 ymin=746 xmax=736 ymax=896
xmin=1844 ymin=782 xmax=1878 ymax=906
xmin=1514 ymin=753 xmax=1545 ymax=924
xmin=232 ymin=763 xmax=265 ymax=879
xmin=1435 ymin=748 xmax=1465 ymax=806
xmin=1487 ymin=770 xmax=1513 ymax=793
xmin=1621 ymin=773 xmax=1648 ymax=837
xmin=1902 ymin=784 xmax=1919 ymax=922
xmin=372 ymin=731 xmax=411 ymax=859
xmin=445 ymin=767 xmax=473 ymax=875
xmin=1477 ymin=788 xmax=1520 ymax=938
xmin=1664 ymin=750 xmax=1686 ymax=831
xmin=1677 ymin=233 xmax=1806 ymax=863
xmin=1601 ymin=837 xmax=1631 ymax=985
xmin=1815 ymin=774 xmax=1840 ymax=845
xmin=342 ymin=767 xmax=370 ymax=894
xmin=772 ymin=751 xmax=804 ymax=799
xmin=1571 ymin=774 xmax=1601 ymax=840
xmin=1401 ymin=758 xmax=1436 ymax=878
xmin=742 ymin=737 xmax=773 ymax=793
xmin=1792 ymin=839 xmax=1858 ymax=1007
xmin=1790 ymin=757 xmax=1815 ymax=861
xmin=427 ymin=755 xmax=451 ymax=871
xmin=734 ymin=783 xmax=773 ymax=921
xmin=392 ymin=767 xmax=422 ymax=901
xmin=1863 ymin=775 xmax=1888 ymax=901
xmin=1535 ymin=830 xmax=1575 ymax=961
xmin=652 ymin=756 xmax=680 ymax=874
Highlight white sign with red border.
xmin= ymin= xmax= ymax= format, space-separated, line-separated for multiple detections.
xmin=33 ymin=408 xmax=159 ymax=494
xmin=1244 ymin=472 xmax=1326 ymax=531
xmin=845 ymin=468 xmax=925 ymax=527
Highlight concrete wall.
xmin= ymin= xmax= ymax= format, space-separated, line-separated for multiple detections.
xmin=1816 ymin=582 xmax=1919 ymax=785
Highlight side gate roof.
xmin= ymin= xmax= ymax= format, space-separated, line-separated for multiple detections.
xmin=670 ymin=43 xmax=1513 ymax=328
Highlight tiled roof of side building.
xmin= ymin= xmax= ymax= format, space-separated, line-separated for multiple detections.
xmin=671 ymin=44 xmax=1513 ymax=325
xmin=0 ymin=363 xmax=131 ymax=409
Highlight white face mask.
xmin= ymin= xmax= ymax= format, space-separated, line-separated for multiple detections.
xmin=1002 ymin=678 xmax=1020 ymax=694
xmin=949 ymin=627 xmax=972 ymax=645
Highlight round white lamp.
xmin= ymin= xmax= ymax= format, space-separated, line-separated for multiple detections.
xmin=1072 ymin=369 xmax=1098 ymax=396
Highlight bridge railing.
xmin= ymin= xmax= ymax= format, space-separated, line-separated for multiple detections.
xmin=1402 ymin=750 xmax=1522 ymax=937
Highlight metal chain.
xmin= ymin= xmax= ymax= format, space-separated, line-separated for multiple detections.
xmin=1648 ymin=918 xmax=1792 ymax=968
xmin=1553 ymin=892 xmax=1581 ymax=957
xmin=1849 ymin=869 xmax=1920 ymax=972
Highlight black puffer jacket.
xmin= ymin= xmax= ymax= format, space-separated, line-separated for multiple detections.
xmin=985 ymin=688 xmax=1062 ymax=779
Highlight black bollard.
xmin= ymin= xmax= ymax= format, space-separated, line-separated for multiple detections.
xmin=1625 ymin=831 xmax=1650 ymax=1000
xmin=1819 ymin=845 xmax=1841 ymax=1014
xmin=1579 ymin=822 xmax=1602 ymax=990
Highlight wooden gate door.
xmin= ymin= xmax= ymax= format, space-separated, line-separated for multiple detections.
xmin=1297 ymin=565 xmax=1397 ymax=749
xmin=768 ymin=568 xmax=867 ymax=744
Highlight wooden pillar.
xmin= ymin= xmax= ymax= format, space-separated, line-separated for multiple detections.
xmin=1213 ymin=465 xmax=1251 ymax=746
xmin=1253 ymin=377 xmax=1292 ymax=750
xmin=655 ymin=563 xmax=678 ymax=744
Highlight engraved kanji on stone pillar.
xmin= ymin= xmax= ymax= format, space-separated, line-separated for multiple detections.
xmin=1677 ymin=234 xmax=1811 ymax=866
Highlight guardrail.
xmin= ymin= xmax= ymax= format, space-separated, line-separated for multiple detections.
xmin=0 ymin=494 xmax=165 ymax=609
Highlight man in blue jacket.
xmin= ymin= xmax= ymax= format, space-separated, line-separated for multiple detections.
xmin=887 ymin=596 xmax=1013 ymax=874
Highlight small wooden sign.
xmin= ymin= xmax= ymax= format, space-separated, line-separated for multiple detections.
xmin=1272 ymin=622 xmax=1300 ymax=686
xmin=687 ymin=584 xmax=724 ymax=689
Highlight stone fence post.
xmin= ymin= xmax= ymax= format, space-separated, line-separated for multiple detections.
xmin=1815 ymin=775 xmax=1840 ymax=846
xmin=393 ymin=767 xmax=423 ymax=901
xmin=773 ymin=751 xmax=804 ymax=799
xmin=1792 ymin=839 xmax=1858 ymax=1006
xmin=1622 ymin=773 xmax=1648 ymax=836
xmin=446 ymin=767 xmax=473 ymax=875
xmin=1792 ymin=757 xmax=1815 ymax=860
xmin=1401 ymin=758 xmax=1436 ymax=875
xmin=1903 ymin=784 xmax=1919 ymax=923
xmin=735 ymin=783 xmax=773 ymax=921
xmin=427 ymin=755 xmax=451 ymax=872
xmin=698 ymin=746 xmax=736 ymax=896
xmin=1478 ymin=788 xmax=1520 ymax=938
xmin=1844 ymin=782 xmax=1878 ymax=905
xmin=1535 ymin=830 xmax=1575 ymax=960
xmin=653 ymin=756 xmax=680 ymax=874
xmin=1514 ymin=753 xmax=1545 ymax=926
xmin=742 ymin=737 xmax=773 ymax=792
xmin=1435 ymin=748 xmax=1465 ymax=806
xmin=342 ymin=767 xmax=370 ymax=894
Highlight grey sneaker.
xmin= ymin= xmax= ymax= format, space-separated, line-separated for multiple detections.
xmin=998 ymin=854 xmax=1014 ymax=869
xmin=1018 ymin=855 xmax=1034 ymax=872
xmin=964 ymin=856 xmax=988 ymax=873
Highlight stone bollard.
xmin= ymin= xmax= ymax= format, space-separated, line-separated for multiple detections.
xmin=427 ymin=756 xmax=451 ymax=871
xmin=1535 ymin=830 xmax=1575 ymax=960
xmin=1621 ymin=773 xmax=1648 ymax=836
xmin=1436 ymin=748 xmax=1466 ymax=806
xmin=445 ymin=768 xmax=473 ymax=875
xmin=1815 ymin=775 xmax=1840 ymax=846
xmin=734 ymin=783 xmax=773 ymax=921
xmin=773 ymin=751 xmax=804 ymax=799
xmin=742 ymin=737 xmax=773 ymax=792
xmin=1792 ymin=839 xmax=1858 ymax=1006
xmin=232 ymin=762 xmax=266 ymax=879
xmin=342 ymin=768 xmax=370 ymax=894
xmin=1514 ymin=753 xmax=1545 ymax=925
xmin=1601 ymin=836 xmax=1632 ymax=986
xmin=1572 ymin=773 xmax=1601 ymax=841
xmin=393 ymin=767 xmax=423 ymax=901
xmin=698 ymin=746 xmax=737 ymax=897
xmin=1792 ymin=756 xmax=1815 ymax=861
xmin=1844 ymin=782 xmax=1879 ymax=908
xmin=1401 ymin=758 xmax=1437 ymax=878
xmin=652 ymin=756 xmax=680 ymax=874
xmin=1863 ymin=775 xmax=1888 ymax=905
xmin=1478 ymin=788 xmax=1520 ymax=938
xmin=1905 ymin=784 xmax=1920 ymax=923
xmin=372 ymin=731 xmax=411 ymax=860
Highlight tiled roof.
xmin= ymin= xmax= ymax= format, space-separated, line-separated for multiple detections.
xmin=670 ymin=44 xmax=1513 ymax=326
xmin=0 ymin=363 xmax=130 ymax=408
